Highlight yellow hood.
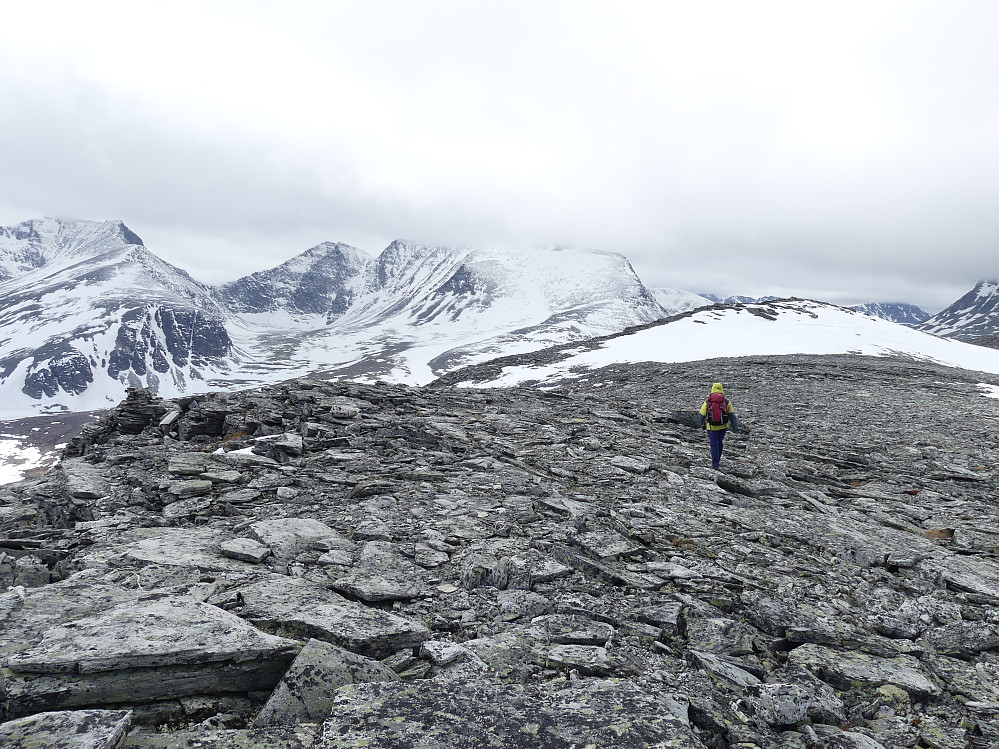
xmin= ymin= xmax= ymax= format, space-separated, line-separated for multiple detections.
xmin=711 ymin=383 xmax=724 ymax=394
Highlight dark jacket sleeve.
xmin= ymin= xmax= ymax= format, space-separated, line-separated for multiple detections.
xmin=727 ymin=402 xmax=740 ymax=433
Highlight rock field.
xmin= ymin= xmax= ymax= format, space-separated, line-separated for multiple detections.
xmin=3 ymin=354 xmax=999 ymax=748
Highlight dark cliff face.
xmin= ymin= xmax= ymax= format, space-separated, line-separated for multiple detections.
xmin=22 ymin=350 xmax=95 ymax=399
xmin=107 ymin=307 xmax=233 ymax=382
xmin=214 ymin=242 xmax=372 ymax=317
xmin=0 ymin=218 xmax=236 ymax=407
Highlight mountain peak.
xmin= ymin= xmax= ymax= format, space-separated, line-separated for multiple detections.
xmin=919 ymin=279 xmax=999 ymax=342
xmin=0 ymin=217 xmax=146 ymax=282
xmin=850 ymin=302 xmax=930 ymax=326
xmin=213 ymin=241 xmax=373 ymax=316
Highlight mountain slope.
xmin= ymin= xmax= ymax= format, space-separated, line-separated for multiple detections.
xmin=0 ymin=221 xmax=669 ymax=417
xmin=441 ymin=299 xmax=999 ymax=388
xmin=918 ymin=280 xmax=999 ymax=342
xmin=0 ymin=218 xmax=235 ymax=416
xmin=648 ymin=287 xmax=711 ymax=314
xmin=224 ymin=241 xmax=667 ymax=384
xmin=213 ymin=242 xmax=375 ymax=317
xmin=850 ymin=302 xmax=930 ymax=326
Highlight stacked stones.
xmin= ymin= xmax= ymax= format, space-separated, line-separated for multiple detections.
xmin=2 ymin=354 xmax=999 ymax=748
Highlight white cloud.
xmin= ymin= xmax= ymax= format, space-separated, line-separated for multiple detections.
xmin=1 ymin=0 xmax=997 ymax=311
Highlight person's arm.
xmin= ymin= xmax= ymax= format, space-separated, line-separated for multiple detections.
xmin=727 ymin=401 xmax=740 ymax=432
xmin=697 ymin=402 xmax=707 ymax=428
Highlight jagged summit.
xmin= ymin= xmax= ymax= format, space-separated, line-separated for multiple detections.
xmin=919 ymin=280 xmax=999 ymax=342
xmin=213 ymin=241 xmax=374 ymax=316
xmin=0 ymin=218 xmax=233 ymax=414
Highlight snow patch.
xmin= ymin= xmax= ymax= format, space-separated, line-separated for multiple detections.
xmin=978 ymin=383 xmax=999 ymax=399
xmin=464 ymin=301 xmax=999 ymax=388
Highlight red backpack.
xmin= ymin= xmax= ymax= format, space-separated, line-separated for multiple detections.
xmin=706 ymin=392 xmax=729 ymax=426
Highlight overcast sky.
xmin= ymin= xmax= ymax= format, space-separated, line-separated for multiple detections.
xmin=2 ymin=1 xmax=997 ymax=312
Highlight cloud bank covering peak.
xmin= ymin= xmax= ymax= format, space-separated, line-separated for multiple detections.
xmin=1 ymin=1 xmax=997 ymax=313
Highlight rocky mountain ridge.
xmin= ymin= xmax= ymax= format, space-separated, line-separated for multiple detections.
xmin=0 ymin=218 xmax=235 ymax=411
xmin=0 ymin=219 xmax=665 ymax=418
xmin=920 ymin=281 xmax=999 ymax=343
xmin=849 ymin=303 xmax=930 ymax=326
xmin=2 ymin=354 xmax=999 ymax=747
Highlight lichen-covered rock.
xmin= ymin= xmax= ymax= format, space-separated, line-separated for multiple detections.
xmin=788 ymin=643 xmax=940 ymax=699
xmin=254 ymin=639 xmax=399 ymax=726
xmin=2 ymin=594 xmax=300 ymax=717
xmin=207 ymin=575 xmax=430 ymax=658
xmin=122 ymin=725 xmax=318 ymax=748
xmin=0 ymin=709 xmax=132 ymax=749
xmin=317 ymin=679 xmax=704 ymax=748
xmin=4 ymin=356 xmax=999 ymax=746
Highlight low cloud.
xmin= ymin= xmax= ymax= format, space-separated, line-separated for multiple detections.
xmin=1 ymin=1 xmax=997 ymax=313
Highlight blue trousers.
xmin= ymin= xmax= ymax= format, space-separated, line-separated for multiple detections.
xmin=707 ymin=429 xmax=726 ymax=469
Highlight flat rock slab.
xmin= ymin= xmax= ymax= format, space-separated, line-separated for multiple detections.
xmin=249 ymin=519 xmax=350 ymax=560
xmin=545 ymin=644 xmax=612 ymax=675
xmin=317 ymin=678 xmax=703 ymax=748
xmin=9 ymin=596 xmax=299 ymax=673
xmin=254 ymin=638 xmax=399 ymax=726
xmin=80 ymin=527 xmax=257 ymax=574
xmin=222 ymin=538 xmax=272 ymax=564
xmin=122 ymin=726 xmax=318 ymax=749
xmin=330 ymin=542 xmax=427 ymax=602
xmin=168 ymin=454 xmax=210 ymax=475
xmin=62 ymin=458 xmax=109 ymax=500
xmin=529 ymin=614 xmax=615 ymax=645
xmin=610 ymin=455 xmax=651 ymax=474
xmin=166 ymin=480 xmax=214 ymax=500
xmin=0 ymin=709 xmax=132 ymax=749
xmin=789 ymin=643 xmax=940 ymax=699
xmin=3 ymin=595 xmax=300 ymax=717
xmin=210 ymin=574 xmax=430 ymax=658
xmin=0 ymin=573 xmax=139 ymax=663
xmin=573 ymin=529 xmax=645 ymax=560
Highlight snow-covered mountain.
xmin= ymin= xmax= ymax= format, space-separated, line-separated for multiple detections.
xmin=918 ymin=280 xmax=999 ymax=342
xmin=222 ymin=240 xmax=667 ymax=385
xmin=850 ymin=302 xmax=930 ymax=326
xmin=699 ymin=293 xmax=781 ymax=305
xmin=455 ymin=299 xmax=999 ymax=388
xmin=648 ymin=287 xmax=712 ymax=315
xmin=214 ymin=242 xmax=375 ymax=318
xmin=0 ymin=220 xmax=666 ymax=418
xmin=0 ymin=219 xmax=236 ymax=416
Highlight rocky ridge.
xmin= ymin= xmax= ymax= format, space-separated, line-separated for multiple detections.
xmin=2 ymin=354 xmax=999 ymax=747
xmin=850 ymin=304 xmax=930 ymax=327
xmin=920 ymin=281 xmax=999 ymax=343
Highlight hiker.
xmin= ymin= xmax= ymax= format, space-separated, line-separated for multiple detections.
xmin=697 ymin=382 xmax=740 ymax=470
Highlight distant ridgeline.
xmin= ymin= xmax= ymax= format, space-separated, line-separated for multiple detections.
xmin=0 ymin=217 xmax=996 ymax=417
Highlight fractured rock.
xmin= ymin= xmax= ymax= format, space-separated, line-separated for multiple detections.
xmin=2 ymin=594 xmax=300 ymax=717
xmin=788 ymin=643 xmax=940 ymax=699
xmin=317 ymin=679 xmax=703 ymax=748
xmin=254 ymin=638 xmax=399 ymax=727
xmin=208 ymin=574 xmax=430 ymax=658
xmin=248 ymin=518 xmax=350 ymax=562
xmin=0 ymin=709 xmax=132 ymax=749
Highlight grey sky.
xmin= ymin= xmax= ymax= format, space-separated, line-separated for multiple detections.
xmin=2 ymin=1 xmax=997 ymax=313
